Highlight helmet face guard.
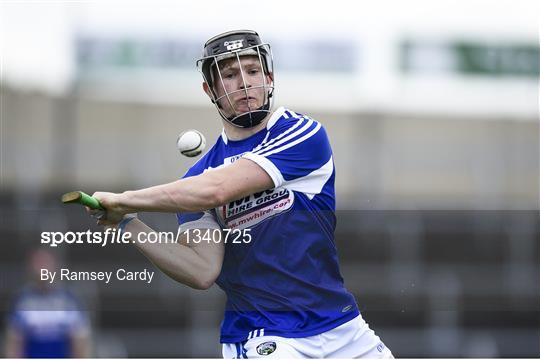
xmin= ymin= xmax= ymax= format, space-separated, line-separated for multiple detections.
xmin=196 ymin=30 xmax=274 ymax=128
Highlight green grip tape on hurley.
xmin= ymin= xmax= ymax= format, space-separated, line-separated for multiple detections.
xmin=61 ymin=191 xmax=104 ymax=210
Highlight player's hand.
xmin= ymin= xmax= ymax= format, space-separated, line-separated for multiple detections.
xmin=89 ymin=192 xmax=128 ymax=225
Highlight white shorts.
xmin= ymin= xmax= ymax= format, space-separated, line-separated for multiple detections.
xmin=222 ymin=314 xmax=393 ymax=358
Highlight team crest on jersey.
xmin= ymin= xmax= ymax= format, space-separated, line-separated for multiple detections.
xmin=256 ymin=341 xmax=276 ymax=356
xmin=218 ymin=188 xmax=294 ymax=229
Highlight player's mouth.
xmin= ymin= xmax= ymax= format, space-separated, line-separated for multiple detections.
xmin=237 ymin=96 xmax=256 ymax=102
xmin=236 ymin=96 xmax=258 ymax=107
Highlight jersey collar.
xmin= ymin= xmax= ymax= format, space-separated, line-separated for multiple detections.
xmin=220 ymin=106 xmax=286 ymax=145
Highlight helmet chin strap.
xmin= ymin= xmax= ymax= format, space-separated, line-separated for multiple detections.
xmin=226 ymin=102 xmax=271 ymax=128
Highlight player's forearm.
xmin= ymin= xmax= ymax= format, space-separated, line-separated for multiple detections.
xmin=71 ymin=333 xmax=91 ymax=358
xmin=108 ymin=159 xmax=273 ymax=215
xmin=118 ymin=174 xmax=229 ymax=214
xmin=125 ymin=219 xmax=222 ymax=290
xmin=5 ymin=328 xmax=22 ymax=358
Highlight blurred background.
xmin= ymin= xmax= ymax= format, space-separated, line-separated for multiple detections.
xmin=1 ymin=0 xmax=539 ymax=357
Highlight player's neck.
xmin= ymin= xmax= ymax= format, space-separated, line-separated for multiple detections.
xmin=222 ymin=113 xmax=271 ymax=141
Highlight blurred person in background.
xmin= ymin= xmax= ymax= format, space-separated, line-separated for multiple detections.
xmin=4 ymin=249 xmax=91 ymax=358
xmin=89 ymin=30 xmax=392 ymax=358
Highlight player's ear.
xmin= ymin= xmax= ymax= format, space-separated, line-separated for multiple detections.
xmin=202 ymin=82 xmax=219 ymax=105
xmin=202 ymin=82 xmax=211 ymax=97
xmin=202 ymin=82 xmax=216 ymax=104
xmin=267 ymin=72 xmax=274 ymax=85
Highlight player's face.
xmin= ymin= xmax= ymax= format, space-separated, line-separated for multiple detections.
xmin=210 ymin=56 xmax=273 ymax=118
xmin=28 ymin=249 xmax=58 ymax=288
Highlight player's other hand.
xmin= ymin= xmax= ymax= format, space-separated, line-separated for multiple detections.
xmin=89 ymin=192 xmax=127 ymax=225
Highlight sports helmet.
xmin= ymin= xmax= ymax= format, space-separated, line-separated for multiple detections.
xmin=196 ymin=30 xmax=274 ymax=128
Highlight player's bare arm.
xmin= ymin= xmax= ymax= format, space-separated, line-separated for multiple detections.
xmin=70 ymin=330 xmax=92 ymax=358
xmin=5 ymin=327 xmax=23 ymax=358
xmin=118 ymin=219 xmax=224 ymax=290
xmin=93 ymin=158 xmax=273 ymax=224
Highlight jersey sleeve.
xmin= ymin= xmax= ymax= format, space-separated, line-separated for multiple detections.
xmin=6 ymin=293 xmax=26 ymax=331
xmin=243 ymin=116 xmax=334 ymax=198
xmin=7 ymin=310 xmax=23 ymax=332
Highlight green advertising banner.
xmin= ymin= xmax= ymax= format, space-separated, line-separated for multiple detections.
xmin=402 ymin=41 xmax=539 ymax=77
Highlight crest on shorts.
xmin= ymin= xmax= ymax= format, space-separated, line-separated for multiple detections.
xmin=256 ymin=341 xmax=276 ymax=356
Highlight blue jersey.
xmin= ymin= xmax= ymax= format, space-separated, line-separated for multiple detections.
xmin=178 ymin=107 xmax=359 ymax=343
xmin=8 ymin=286 xmax=89 ymax=358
